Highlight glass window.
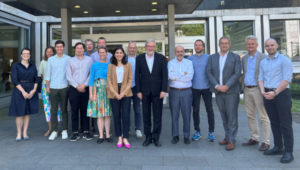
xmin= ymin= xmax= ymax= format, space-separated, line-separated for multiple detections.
xmin=270 ymin=20 xmax=300 ymax=61
xmin=223 ymin=21 xmax=254 ymax=57
xmin=0 ymin=21 xmax=29 ymax=97
xmin=165 ymin=23 xmax=205 ymax=37
xmin=52 ymin=27 xmax=90 ymax=40
xmin=93 ymin=25 xmax=161 ymax=34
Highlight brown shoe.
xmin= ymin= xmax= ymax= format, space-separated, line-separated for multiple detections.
xmin=242 ymin=139 xmax=259 ymax=146
xmin=226 ymin=142 xmax=235 ymax=151
xmin=219 ymin=138 xmax=228 ymax=145
xmin=259 ymin=143 xmax=270 ymax=151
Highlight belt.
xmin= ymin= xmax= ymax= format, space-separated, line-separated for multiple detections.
xmin=20 ymin=80 xmax=32 ymax=83
xmin=170 ymin=87 xmax=191 ymax=91
xmin=264 ymin=88 xmax=276 ymax=92
xmin=245 ymin=85 xmax=257 ymax=88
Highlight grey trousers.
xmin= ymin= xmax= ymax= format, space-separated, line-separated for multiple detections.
xmin=216 ymin=93 xmax=239 ymax=143
xmin=169 ymin=88 xmax=192 ymax=138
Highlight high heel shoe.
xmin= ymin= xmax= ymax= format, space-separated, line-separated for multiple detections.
xmin=124 ymin=143 xmax=131 ymax=149
xmin=116 ymin=143 xmax=123 ymax=148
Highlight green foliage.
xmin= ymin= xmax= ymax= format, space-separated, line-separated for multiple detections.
xmin=180 ymin=24 xmax=204 ymax=36
xmin=291 ymin=83 xmax=300 ymax=99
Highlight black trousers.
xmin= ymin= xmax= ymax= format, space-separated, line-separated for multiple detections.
xmin=263 ymin=88 xmax=294 ymax=152
xmin=192 ymin=88 xmax=215 ymax=132
xmin=69 ymin=86 xmax=90 ymax=133
xmin=142 ymin=92 xmax=163 ymax=141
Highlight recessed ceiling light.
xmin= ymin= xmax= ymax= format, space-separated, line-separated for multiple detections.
xmin=152 ymin=2 xmax=158 ymax=5
xmin=152 ymin=9 xmax=157 ymax=12
xmin=115 ymin=10 xmax=121 ymax=13
xmin=83 ymin=11 xmax=88 ymax=14
xmin=74 ymin=5 xmax=80 ymax=9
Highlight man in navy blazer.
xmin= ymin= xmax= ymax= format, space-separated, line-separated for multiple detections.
xmin=135 ymin=39 xmax=168 ymax=147
xmin=206 ymin=36 xmax=241 ymax=151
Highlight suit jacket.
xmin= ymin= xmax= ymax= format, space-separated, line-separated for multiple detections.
xmin=107 ymin=63 xmax=133 ymax=99
xmin=135 ymin=52 xmax=168 ymax=96
xmin=240 ymin=51 xmax=266 ymax=89
xmin=206 ymin=51 xmax=241 ymax=94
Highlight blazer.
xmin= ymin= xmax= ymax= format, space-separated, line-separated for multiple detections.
xmin=240 ymin=51 xmax=266 ymax=89
xmin=206 ymin=51 xmax=241 ymax=94
xmin=135 ymin=52 xmax=168 ymax=96
xmin=107 ymin=63 xmax=133 ymax=99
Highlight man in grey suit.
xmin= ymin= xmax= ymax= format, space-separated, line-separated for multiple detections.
xmin=241 ymin=35 xmax=270 ymax=151
xmin=206 ymin=36 xmax=241 ymax=151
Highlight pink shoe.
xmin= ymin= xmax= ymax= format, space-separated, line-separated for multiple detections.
xmin=116 ymin=143 xmax=123 ymax=148
xmin=124 ymin=143 xmax=131 ymax=149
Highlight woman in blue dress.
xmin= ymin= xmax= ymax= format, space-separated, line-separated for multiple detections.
xmin=9 ymin=48 xmax=39 ymax=141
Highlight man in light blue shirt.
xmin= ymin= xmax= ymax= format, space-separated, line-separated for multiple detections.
xmin=45 ymin=40 xmax=70 ymax=141
xmin=258 ymin=38 xmax=294 ymax=163
xmin=90 ymin=37 xmax=112 ymax=62
xmin=168 ymin=45 xmax=194 ymax=145
xmin=188 ymin=39 xmax=215 ymax=142
xmin=84 ymin=39 xmax=95 ymax=56
xmin=126 ymin=41 xmax=142 ymax=138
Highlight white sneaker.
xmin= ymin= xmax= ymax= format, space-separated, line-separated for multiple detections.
xmin=61 ymin=130 xmax=68 ymax=140
xmin=136 ymin=130 xmax=142 ymax=138
xmin=48 ymin=131 xmax=57 ymax=140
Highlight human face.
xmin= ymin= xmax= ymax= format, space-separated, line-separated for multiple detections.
xmin=98 ymin=49 xmax=107 ymax=61
xmin=145 ymin=41 xmax=156 ymax=56
xmin=86 ymin=41 xmax=94 ymax=52
xmin=194 ymin=41 xmax=204 ymax=54
xmin=127 ymin=43 xmax=137 ymax=56
xmin=265 ymin=39 xmax=278 ymax=56
xmin=46 ymin=48 xmax=54 ymax=58
xmin=55 ymin=43 xmax=64 ymax=55
xmin=115 ymin=49 xmax=125 ymax=62
xmin=246 ymin=39 xmax=258 ymax=54
xmin=175 ymin=46 xmax=185 ymax=61
xmin=219 ymin=38 xmax=231 ymax=53
xmin=97 ymin=39 xmax=106 ymax=48
xmin=75 ymin=44 xmax=84 ymax=57
xmin=21 ymin=50 xmax=30 ymax=61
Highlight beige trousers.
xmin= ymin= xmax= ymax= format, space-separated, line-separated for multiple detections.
xmin=244 ymin=87 xmax=270 ymax=144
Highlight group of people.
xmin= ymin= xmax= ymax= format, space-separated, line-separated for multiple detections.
xmin=8 ymin=35 xmax=294 ymax=163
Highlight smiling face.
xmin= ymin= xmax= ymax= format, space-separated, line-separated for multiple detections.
xmin=219 ymin=38 xmax=231 ymax=53
xmin=98 ymin=48 xmax=107 ymax=61
xmin=97 ymin=39 xmax=106 ymax=48
xmin=21 ymin=49 xmax=31 ymax=61
xmin=175 ymin=46 xmax=185 ymax=61
xmin=45 ymin=48 xmax=54 ymax=59
xmin=246 ymin=39 xmax=258 ymax=54
xmin=55 ymin=43 xmax=64 ymax=55
xmin=85 ymin=41 xmax=94 ymax=52
xmin=145 ymin=41 xmax=156 ymax=56
xmin=75 ymin=44 xmax=85 ymax=57
xmin=194 ymin=41 xmax=204 ymax=54
xmin=115 ymin=49 xmax=125 ymax=62
xmin=265 ymin=39 xmax=278 ymax=56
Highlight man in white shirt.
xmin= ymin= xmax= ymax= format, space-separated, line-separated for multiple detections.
xmin=168 ymin=46 xmax=194 ymax=144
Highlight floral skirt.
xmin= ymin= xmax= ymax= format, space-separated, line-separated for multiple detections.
xmin=87 ymin=79 xmax=111 ymax=118
xmin=41 ymin=84 xmax=62 ymax=122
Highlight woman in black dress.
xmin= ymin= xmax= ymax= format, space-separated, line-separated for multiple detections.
xmin=9 ymin=48 xmax=39 ymax=141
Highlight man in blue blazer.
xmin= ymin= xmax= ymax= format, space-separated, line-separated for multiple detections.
xmin=135 ymin=39 xmax=168 ymax=147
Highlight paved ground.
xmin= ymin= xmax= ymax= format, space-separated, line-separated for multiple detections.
xmin=0 ymin=99 xmax=299 ymax=170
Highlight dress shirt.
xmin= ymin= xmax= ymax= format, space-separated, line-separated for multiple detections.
xmin=244 ymin=52 xmax=257 ymax=86
xmin=188 ymin=54 xmax=210 ymax=89
xmin=66 ymin=55 xmax=93 ymax=88
xmin=89 ymin=61 xmax=110 ymax=86
xmin=91 ymin=51 xmax=112 ymax=63
xmin=127 ymin=55 xmax=136 ymax=87
xmin=168 ymin=58 xmax=194 ymax=88
xmin=84 ymin=51 xmax=94 ymax=57
xmin=145 ymin=54 xmax=154 ymax=73
xmin=259 ymin=52 xmax=293 ymax=88
xmin=45 ymin=54 xmax=71 ymax=89
xmin=38 ymin=60 xmax=47 ymax=84
xmin=116 ymin=66 xmax=124 ymax=83
xmin=219 ymin=51 xmax=229 ymax=85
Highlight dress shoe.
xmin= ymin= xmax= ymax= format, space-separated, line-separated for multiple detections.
xmin=16 ymin=137 xmax=22 ymax=142
xmin=23 ymin=136 xmax=30 ymax=141
xmin=219 ymin=138 xmax=228 ymax=145
xmin=153 ymin=139 xmax=162 ymax=147
xmin=142 ymin=137 xmax=152 ymax=146
xmin=97 ymin=138 xmax=104 ymax=144
xmin=242 ymin=139 xmax=259 ymax=146
xmin=263 ymin=146 xmax=283 ymax=155
xmin=225 ymin=142 xmax=235 ymax=151
xmin=280 ymin=152 xmax=294 ymax=163
xmin=259 ymin=143 xmax=270 ymax=151
xmin=184 ymin=138 xmax=191 ymax=144
xmin=171 ymin=136 xmax=179 ymax=144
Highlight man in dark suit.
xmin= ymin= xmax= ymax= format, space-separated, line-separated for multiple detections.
xmin=206 ymin=36 xmax=241 ymax=150
xmin=135 ymin=39 xmax=168 ymax=147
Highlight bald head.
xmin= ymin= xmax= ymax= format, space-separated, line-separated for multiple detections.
xmin=175 ymin=45 xmax=185 ymax=61
xmin=264 ymin=38 xmax=278 ymax=57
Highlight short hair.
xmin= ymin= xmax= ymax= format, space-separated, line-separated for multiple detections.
xmin=97 ymin=47 xmax=107 ymax=53
xmin=264 ymin=38 xmax=278 ymax=45
xmin=145 ymin=39 xmax=156 ymax=47
xmin=175 ymin=45 xmax=184 ymax=51
xmin=128 ymin=41 xmax=137 ymax=47
xmin=245 ymin=35 xmax=258 ymax=43
xmin=74 ymin=42 xmax=86 ymax=50
xmin=219 ymin=36 xmax=231 ymax=44
xmin=98 ymin=37 xmax=106 ymax=42
xmin=110 ymin=47 xmax=127 ymax=66
xmin=43 ymin=47 xmax=56 ymax=61
xmin=194 ymin=39 xmax=205 ymax=47
xmin=85 ymin=39 xmax=94 ymax=45
xmin=55 ymin=40 xmax=65 ymax=47
xmin=21 ymin=48 xmax=31 ymax=55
